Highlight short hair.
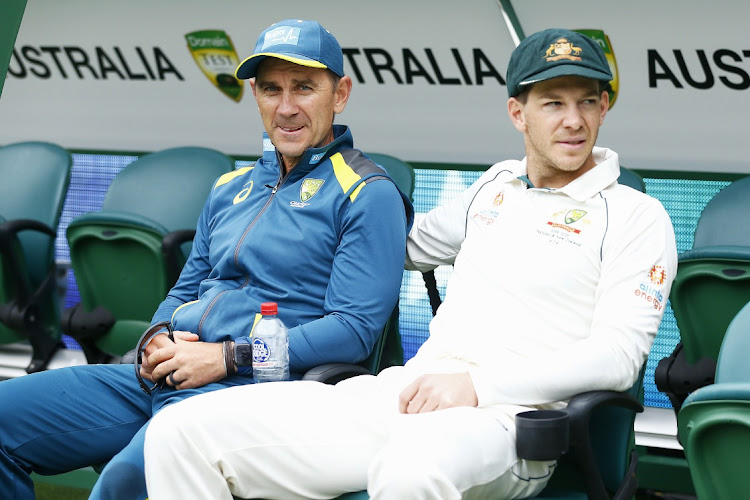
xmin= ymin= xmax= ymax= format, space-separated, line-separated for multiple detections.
xmin=328 ymin=70 xmax=342 ymax=91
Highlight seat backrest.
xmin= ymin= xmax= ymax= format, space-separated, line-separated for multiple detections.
xmin=0 ymin=141 xmax=72 ymax=370
xmin=677 ymin=301 xmax=750 ymax=500
xmin=103 ymin=146 xmax=235 ymax=232
xmin=715 ymin=300 xmax=750 ymax=383
xmin=692 ymin=176 xmax=750 ymax=248
xmin=0 ymin=141 xmax=72 ymax=283
xmin=365 ymin=152 xmax=415 ymax=200
xmin=359 ymin=153 xmax=415 ymax=373
xmin=670 ymin=176 xmax=750 ymax=360
xmin=618 ymin=166 xmax=646 ymax=193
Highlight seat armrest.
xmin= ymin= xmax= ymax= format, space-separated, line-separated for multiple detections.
xmin=566 ymin=390 xmax=643 ymax=500
xmin=162 ymin=229 xmax=196 ymax=288
xmin=0 ymin=218 xmax=56 ymax=239
xmin=565 ymin=390 xmax=643 ymax=422
xmin=516 ymin=390 xmax=643 ymax=500
xmin=654 ymin=342 xmax=716 ymax=417
xmin=0 ymin=218 xmax=63 ymax=372
xmin=302 ymin=363 xmax=371 ymax=384
xmin=0 ymin=218 xmax=56 ymax=303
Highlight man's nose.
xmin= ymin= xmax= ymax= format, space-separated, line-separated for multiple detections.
xmin=278 ymin=92 xmax=298 ymax=116
xmin=562 ymin=106 xmax=584 ymax=128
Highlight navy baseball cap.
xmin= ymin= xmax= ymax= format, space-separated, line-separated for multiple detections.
xmin=506 ymin=28 xmax=612 ymax=98
xmin=235 ymin=19 xmax=344 ymax=79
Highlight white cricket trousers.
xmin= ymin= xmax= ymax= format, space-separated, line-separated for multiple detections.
xmin=144 ymin=366 xmax=555 ymax=499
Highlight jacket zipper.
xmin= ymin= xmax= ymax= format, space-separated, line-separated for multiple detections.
xmin=196 ymin=170 xmax=287 ymax=336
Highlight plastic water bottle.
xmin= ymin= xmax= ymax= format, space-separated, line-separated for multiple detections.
xmin=252 ymin=302 xmax=289 ymax=382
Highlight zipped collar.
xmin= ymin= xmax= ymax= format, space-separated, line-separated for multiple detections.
xmin=261 ymin=124 xmax=354 ymax=178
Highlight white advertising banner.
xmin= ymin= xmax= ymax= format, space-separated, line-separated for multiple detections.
xmin=1 ymin=0 xmax=748 ymax=173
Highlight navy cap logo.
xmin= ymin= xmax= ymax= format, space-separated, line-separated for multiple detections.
xmin=544 ymin=38 xmax=583 ymax=62
xmin=262 ymin=26 xmax=301 ymax=49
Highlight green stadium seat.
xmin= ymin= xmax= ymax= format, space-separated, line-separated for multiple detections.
xmin=62 ymin=146 xmax=234 ymax=364
xmin=656 ymin=176 xmax=750 ymax=416
xmin=0 ymin=141 xmax=72 ymax=373
xmin=678 ymin=300 xmax=750 ymax=500
xmin=617 ymin=166 xmax=646 ymax=192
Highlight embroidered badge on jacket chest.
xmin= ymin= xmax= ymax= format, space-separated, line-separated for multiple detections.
xmin=471 ymin=191 xmax=505 ymax=226
xmin=536 ymin=208 xmax=591 ymax=246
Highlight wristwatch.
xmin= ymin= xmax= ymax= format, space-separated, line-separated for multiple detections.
xmin=233 ymin=337 xmax=253 ymax=366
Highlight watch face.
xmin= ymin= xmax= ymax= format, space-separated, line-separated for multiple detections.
xmin=234 ymin=343 xmax=253 ymax=366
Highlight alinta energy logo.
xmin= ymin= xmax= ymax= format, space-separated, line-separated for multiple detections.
xmin=573 ymin=30 xmax=619 ymax=108
xmin=649 ymin=265 xmax=668 ymax=286
xmin=185 ymin=30 xmax=244 ymax=102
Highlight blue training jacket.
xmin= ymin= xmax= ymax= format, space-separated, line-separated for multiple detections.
xmin=151 ymin=125 xmax=414 ymax=373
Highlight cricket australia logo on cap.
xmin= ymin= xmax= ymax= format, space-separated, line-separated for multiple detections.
xmin=544 ymin=37 xmax=583 ymax=62
xmin=263 ymin=26 xmax=301 ymax=49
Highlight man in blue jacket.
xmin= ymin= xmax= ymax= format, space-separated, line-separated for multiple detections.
xmin=0 ymin=19 xmax=412 ymax=499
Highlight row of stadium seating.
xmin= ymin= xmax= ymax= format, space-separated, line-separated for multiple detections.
xmin=1 ymin=140 xmax=748 ymax=498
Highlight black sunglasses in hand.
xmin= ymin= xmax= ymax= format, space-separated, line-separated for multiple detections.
xmin=134 ymin=321 xmax=175 ymax=395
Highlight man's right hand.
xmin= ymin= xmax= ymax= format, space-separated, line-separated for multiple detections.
xmin=398 ymin=372 xmax=479 ymax=414
xmin=139 ymin=331 xmax=198 ymax=382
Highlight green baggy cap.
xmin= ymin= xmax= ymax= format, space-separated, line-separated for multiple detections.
xmin=506 ymin=28 xmax=612 ymax=98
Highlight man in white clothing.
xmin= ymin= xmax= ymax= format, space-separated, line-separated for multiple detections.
xmin=143 ymin=28 xmax=678 ymax=499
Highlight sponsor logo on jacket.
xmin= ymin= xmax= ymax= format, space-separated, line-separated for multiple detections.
xmin=634 ymin=265 xmax=669 ymax=311
xmin=472 ymin=190 xmax=505 ymax=225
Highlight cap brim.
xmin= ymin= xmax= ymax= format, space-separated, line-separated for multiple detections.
xmin=518 ymin=65 xmax=612 ymax=88
xmin=235 ymin=52 xmax=328 ymax=79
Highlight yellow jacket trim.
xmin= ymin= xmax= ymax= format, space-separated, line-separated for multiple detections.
xmin=331 ymin=153 xmax=365 ymax=202
xmin=215 ymin=166 xmax=253 ymax=188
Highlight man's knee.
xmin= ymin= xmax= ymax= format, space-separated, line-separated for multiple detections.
xmin=367 ymin=448 xmax=461 ymax=500
xmin=0 ymin=445 xmax=35 ymax=500
xmin=144 ymin=404 xmax=187 ymax=460
xmin=95 ymin=459 xmax=147 ymax=500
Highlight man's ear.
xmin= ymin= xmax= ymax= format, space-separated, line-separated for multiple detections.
xmin=599 ymin=89 xmax=610 ymax=125
xmin=333 ymin=76 xmax=353 ymax=114
xmin=507 ymin=97 xmax=526 ymax=133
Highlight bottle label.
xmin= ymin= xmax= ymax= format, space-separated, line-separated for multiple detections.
xmin=252 ymin=337 xmax=273 ymax=366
